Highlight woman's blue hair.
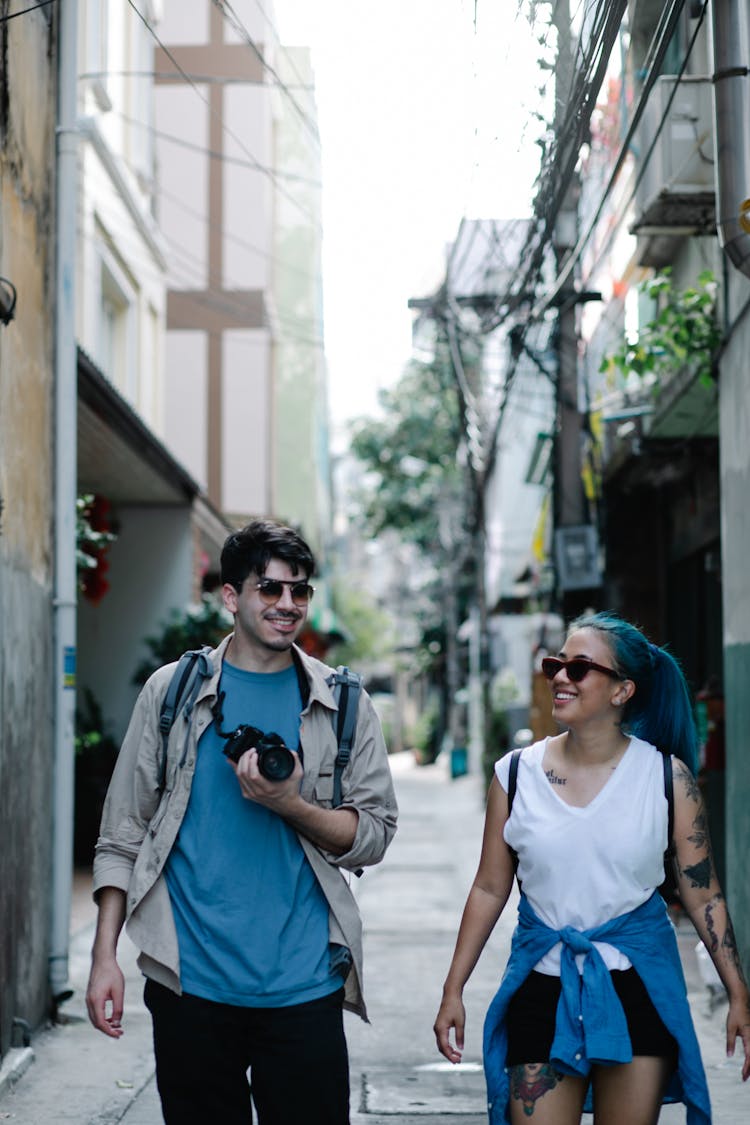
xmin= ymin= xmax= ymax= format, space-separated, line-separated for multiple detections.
xmin=568 ymin=611 xmax=698 ymax=773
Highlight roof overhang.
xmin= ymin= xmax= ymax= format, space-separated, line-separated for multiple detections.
xmin=77 ymin=346 xmax=200 ymax=505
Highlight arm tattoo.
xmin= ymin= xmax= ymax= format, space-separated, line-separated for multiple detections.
xmin=510 ymin=1064 xmax=565 ymax=1116
xmin=675 ymin=761 xmax=701 ymax=803
xmin=687 ymin=812 xmax=709 ymax=850
xmin=683 ymin=856 xmax=713 ymax=889
xmin=721 ymin=918 xmax=748 ymax=982
xmin=545 ymin=770 xmax=567 ymax=787
xmin=704 ymin=895 xmax=722 ymax=952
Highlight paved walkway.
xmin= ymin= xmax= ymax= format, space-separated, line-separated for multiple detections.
xmin=0 ymin=752 xmax=747 ymax=1122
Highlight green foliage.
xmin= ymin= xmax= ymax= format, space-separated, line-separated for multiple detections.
xmin=132 ymin=595 xmax=232 ymax=686
xmin=410 ymin=696 xmax=441 ymax=764
xmin=482 ymin=669 xmax=521 ymax=794
xmin=330 ymin=585 xmax=396 ymax=667
xmin=75 ymin=687 xmax=118 ymax=758
xmin=349 ymin=350 xmax=465 ymax=555
xmin=600 ymin=269 xmax=721 ymax=392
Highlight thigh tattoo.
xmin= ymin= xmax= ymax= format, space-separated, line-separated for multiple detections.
xmin=510 ymin=1063 xmax=565 ymax=1116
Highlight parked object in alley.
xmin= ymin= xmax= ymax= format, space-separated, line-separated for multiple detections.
xmin=85 ymin=519 xmax=398 ymax=1125
xmin=434 ymin=611 xmax=750 ymax=1124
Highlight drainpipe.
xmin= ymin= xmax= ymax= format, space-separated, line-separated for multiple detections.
xmin=50 ymin=0 xmax=79 ymax=1003
xmin=711 ymin=0 xmax=750 ymax=278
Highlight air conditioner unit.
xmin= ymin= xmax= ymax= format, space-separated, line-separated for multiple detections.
xmin=632 ymin=75 xmax=715 ymax=245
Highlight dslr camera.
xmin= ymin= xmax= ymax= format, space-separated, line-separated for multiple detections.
xmin=221 ymin=723 xmax=296 ymax=781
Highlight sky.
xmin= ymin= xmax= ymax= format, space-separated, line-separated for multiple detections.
xmin=274 ymin=0 xmax=546 ymax=431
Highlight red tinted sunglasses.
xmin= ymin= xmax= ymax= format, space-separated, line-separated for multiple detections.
xmin=541 ymin=656 xmax=622 ymax=683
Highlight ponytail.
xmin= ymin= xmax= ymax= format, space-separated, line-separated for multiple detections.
xmin=569 ymin=611 xmax=698 ymax=772
xmin=626 ymin=644 xmax=698 ymax=773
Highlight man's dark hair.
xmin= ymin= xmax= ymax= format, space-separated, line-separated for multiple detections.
xmin=220 ymin=519 xmax=316 ymax=591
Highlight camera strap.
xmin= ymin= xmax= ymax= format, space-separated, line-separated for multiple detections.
xmin=159 ymin=652 xmax=364 ymax=811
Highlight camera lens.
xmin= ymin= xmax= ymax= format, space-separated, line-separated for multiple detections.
xmin=256 ymin=734 xmax=295 ymax=781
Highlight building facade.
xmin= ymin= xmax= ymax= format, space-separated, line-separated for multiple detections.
xmin=0 ymin=1 xmax=58 ymax=1059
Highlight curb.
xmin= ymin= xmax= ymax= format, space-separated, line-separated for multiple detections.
xmin=0 ymin=1047 xmax=35 ymax=1099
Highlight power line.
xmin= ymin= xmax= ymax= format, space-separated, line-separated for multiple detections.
xmin=125 ymin=0 xmax=322 ymax=232
xmin=209 ymin=0 xmax=321 ymax=149
xmin=0 ymin=0 xmax=55 ymax=22
xmin=531 ymin=0 xmax=702 ymax=319
xmin=113 ymin=107 xmax=322 ymax=187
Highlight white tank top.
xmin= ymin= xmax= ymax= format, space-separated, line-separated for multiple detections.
xmin=496 ymin=737 xmax=669 ymax=974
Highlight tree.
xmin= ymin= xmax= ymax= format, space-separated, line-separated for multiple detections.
xmin=348 ymin=347 xmax=475 ymax=757
xmin=349 ymin=350 xmax=466 ymax=555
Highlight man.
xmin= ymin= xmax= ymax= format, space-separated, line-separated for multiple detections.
xmin=86 ymin=519 xmax=398 ymax=1124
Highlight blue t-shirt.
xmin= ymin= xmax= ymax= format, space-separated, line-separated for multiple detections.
xmin=164 ymin=660 xmax=340 ymax=1007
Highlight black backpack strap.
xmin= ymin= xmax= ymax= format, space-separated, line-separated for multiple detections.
xmin=663 ymin=752 xmax=675 ymax=859
xmin=505 ymin=748 xmax=523 ymax=876
xmin=507 ymin=748 xmax=522 ymax=814
xmin=328 ymin=666 xmax=362 ymax=808
xmin=158 ymin=647 xmax=212 ymax=788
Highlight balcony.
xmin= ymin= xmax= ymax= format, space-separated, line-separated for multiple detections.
xmin=631 ymin=76 xmax=716 ymax=267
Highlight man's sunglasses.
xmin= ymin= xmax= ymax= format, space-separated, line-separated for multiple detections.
xmin=541 ymin=656 xmax=622 ymax=683
xmin=251 ymin=578 xmax=315 ymax=605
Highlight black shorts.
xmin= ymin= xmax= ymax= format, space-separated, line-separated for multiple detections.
xmin=505 ymin=968 xmax=678 ymax=1066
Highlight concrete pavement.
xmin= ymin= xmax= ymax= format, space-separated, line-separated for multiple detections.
xmin=0 ymin=751 xmax=747 ymax=1122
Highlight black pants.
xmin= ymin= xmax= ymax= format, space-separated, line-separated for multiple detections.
xmin=144 ymin=979 xmax=350 ymax=1125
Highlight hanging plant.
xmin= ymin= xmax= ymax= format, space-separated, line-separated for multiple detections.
xmin=77 ymin=494 xmax=117 ymax=604
xmin=600 ymin=269 xmax=721 ymax=393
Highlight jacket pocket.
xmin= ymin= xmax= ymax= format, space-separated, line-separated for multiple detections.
xmin=313 ymin=770 xmax=334 ymax=806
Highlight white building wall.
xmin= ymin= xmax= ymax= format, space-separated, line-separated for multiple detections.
xmin=222 ymin=331 xmax=272 ymax=515
xmin=164 ymin=330 xmax=209 ymax=488
xmin=77 ymin=0 xmax=168 ymax=433
xmin=155 ymin=88 xmax=210 ymax=289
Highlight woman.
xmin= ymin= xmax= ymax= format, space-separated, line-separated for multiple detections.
xmin=434 ymin=612 xmax=750 ymax=1124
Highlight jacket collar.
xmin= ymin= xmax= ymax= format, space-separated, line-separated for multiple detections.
xmin=202 ymin=635 xmax=338 ymax=714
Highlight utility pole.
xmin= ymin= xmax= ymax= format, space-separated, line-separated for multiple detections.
xmin=551 ymin=0 xmax=599 ymax=621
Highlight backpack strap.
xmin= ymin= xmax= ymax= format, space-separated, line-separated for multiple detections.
xmin=507 ymin=748 xmax=522 ymax=814
xmin=506 ymin=748 xmax=523 ymax=875
xmin=327 ymin=665 xmax=362 ymax=808
xmin=158 ymin=647 xmax=213 ymax=788
xmin=663 ymin=751 xmax=675 ymax=860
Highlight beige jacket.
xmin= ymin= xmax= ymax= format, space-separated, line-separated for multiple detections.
xmin=93 ymin=636 xmax=398 ymax=1021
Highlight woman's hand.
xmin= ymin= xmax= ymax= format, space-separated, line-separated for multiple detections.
xmin=726 ymin=993 xmax=750 ymax=1081
xmin=434 ymin=990 xmax=466 ymax=1064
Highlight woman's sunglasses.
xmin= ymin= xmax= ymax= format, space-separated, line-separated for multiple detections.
xmin=252 ymin=578 xmax=315 ymax=605
xmin=541 ymin=656 xmax=621 ymax=683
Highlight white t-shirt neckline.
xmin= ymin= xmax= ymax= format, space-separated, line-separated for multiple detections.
xmin=536 ymin=735 xmax=635 ymax=815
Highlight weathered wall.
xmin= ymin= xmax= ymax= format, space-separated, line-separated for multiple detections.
xmin=0 ymin=4 xmax=57 ymax=1056
xmin=718 ymin=280 xmax=750 ymax=977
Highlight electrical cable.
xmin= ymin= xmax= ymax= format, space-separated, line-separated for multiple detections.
xmin=525 ymin=0 xmax=694 ymax=321
xmin=111 ymin=107 xmax=322 ymax=187
xmin=210 ymin=0 xmax=321 ymax=149
xmin=478 ymin=0 xmax=629 ymax=334
xmin=125 ymin=0 xmax=322 ymax=232
xmin=578 ymin=0 xmax=710 ymax=292
xmin=0 ymin=0 xmax=55 ymax=22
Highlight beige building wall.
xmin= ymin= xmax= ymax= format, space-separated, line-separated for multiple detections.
xmin=155 ymin=0 xmax=277 ymax=521
xmin=0 ymin=2 xmax=57 ymax=1058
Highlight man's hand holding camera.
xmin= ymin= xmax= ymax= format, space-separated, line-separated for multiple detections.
xmin=229 ymin=741 xmax=304 ymax=814
xmin=228 ymin=740 xmax=358 ymax=856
